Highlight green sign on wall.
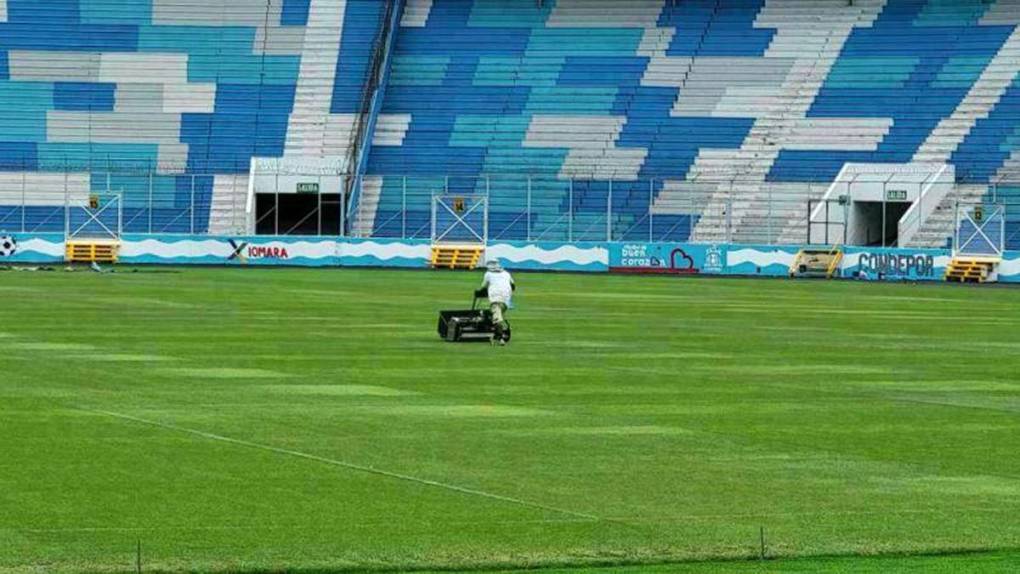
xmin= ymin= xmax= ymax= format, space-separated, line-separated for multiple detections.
xmin=886 ymin=189 xmax=908 ymax=201
xmin=296 ymin=182 xmax=320 ymax=194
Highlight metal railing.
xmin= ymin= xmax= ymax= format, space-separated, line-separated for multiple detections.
xmin=344 ymin=0 xmax=401 ymax=223
xmin=351 ymin=174 xmax=1020 ymax=250
xmin=0 ymin=170 xmax=218 ymax=236
xmin=354 ymin=175 xmax=838 ymax=246
xmin=2 ymin=169 xmax=1019 ymax=250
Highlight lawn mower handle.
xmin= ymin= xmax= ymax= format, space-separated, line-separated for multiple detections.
xmin=472 ymin=288 xmax=488 ymax=310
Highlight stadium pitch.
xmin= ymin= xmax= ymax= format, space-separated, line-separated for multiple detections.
xmin=2 ymin=268 xmax=1020 ymax=573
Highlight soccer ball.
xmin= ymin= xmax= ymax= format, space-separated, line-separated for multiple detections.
xmin=0 ymin=235 xmax=17 ymax=258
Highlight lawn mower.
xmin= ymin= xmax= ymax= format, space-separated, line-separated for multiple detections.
xmin=437 ymin=290 xmax=512 ymax=343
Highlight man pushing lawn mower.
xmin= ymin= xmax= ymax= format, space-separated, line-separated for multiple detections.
xmin=476 ymin=259 xmax=515 ymax=346
xmin=436 ymin=259 xmax=516 ymax=345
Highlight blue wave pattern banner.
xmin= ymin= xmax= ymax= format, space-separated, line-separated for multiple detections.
xmin=2 ymin=233 xmax=1020 ymax=284
xmin=0 ymin=233 xmax=64 ymax=263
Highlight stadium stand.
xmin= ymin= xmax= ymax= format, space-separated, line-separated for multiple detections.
xmin=0 ymin=0 xmax=1019 ymax=248
xmin=363 ymin=0 xmax=1020 ymax=247
xmin=0 ymin=0 xmax=384 ymax=234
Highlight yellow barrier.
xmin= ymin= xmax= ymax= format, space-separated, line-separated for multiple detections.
xmin=790 ymin=246 xmax=843 ymax=279
xmin=65 ymin=241 xmax=120 ymax=263
xmin=430 ymin=245 xmax=484 ymax=270
xmin=945 ymin=256 xmax=999 ymax=283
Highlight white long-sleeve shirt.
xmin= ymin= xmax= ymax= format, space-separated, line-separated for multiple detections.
xmin=481 ymin=270 xmax=514 ymax=304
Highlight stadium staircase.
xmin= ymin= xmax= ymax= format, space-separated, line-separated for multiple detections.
xmin=350 ymin=176 xmax=383 ymax=237
xmin=901 ymin=183 xmax=988 ymax=248
xmin=285 ymin=0 xmax=355 ymax=159
xmin=207 ymin=175 xmax=249 ymax=235
xmin=345 ymin=0 xmax=403 ymax=233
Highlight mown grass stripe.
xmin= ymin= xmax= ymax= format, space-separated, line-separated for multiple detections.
xmin=82 ymin=407 xmax=603 ymax=522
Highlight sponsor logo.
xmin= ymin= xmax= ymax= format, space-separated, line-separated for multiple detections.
xmin=0 ymin=235 xmax=17 ymax=258
xmin=228 ymin=239 xmax=248 ymax=263
xmin=227 ymin=239 xmax=290 ymax=263
xmin=857 ymin=253 xmax=935 ymax=278
xmin=246 ymin=245 xmax=290 ymax=260
xmin=613 ymin=244 xmax=700 ymax=274
xmin=704 ymin=245 xmax=724 ymax=273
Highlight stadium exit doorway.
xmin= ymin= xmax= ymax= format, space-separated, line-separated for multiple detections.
xmin=808 ymin=163 xmax=954 ymax=247
xmin=255 ymin=193 xmax=342 ymax=236
xmin=807 ymin=197 xmax=911 ymax=246
xmin=852 ymin=200 xmax=911 ymax=246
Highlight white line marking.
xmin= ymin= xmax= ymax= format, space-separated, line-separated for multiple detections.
xmin=83 ymin=408 xmax=601 ymax=522
xmin=8 ymin=517 xmax=596 ymax=534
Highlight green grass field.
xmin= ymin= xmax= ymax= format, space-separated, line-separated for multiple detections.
xmin=2 ymin=267 xmax=1020 ymax=573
